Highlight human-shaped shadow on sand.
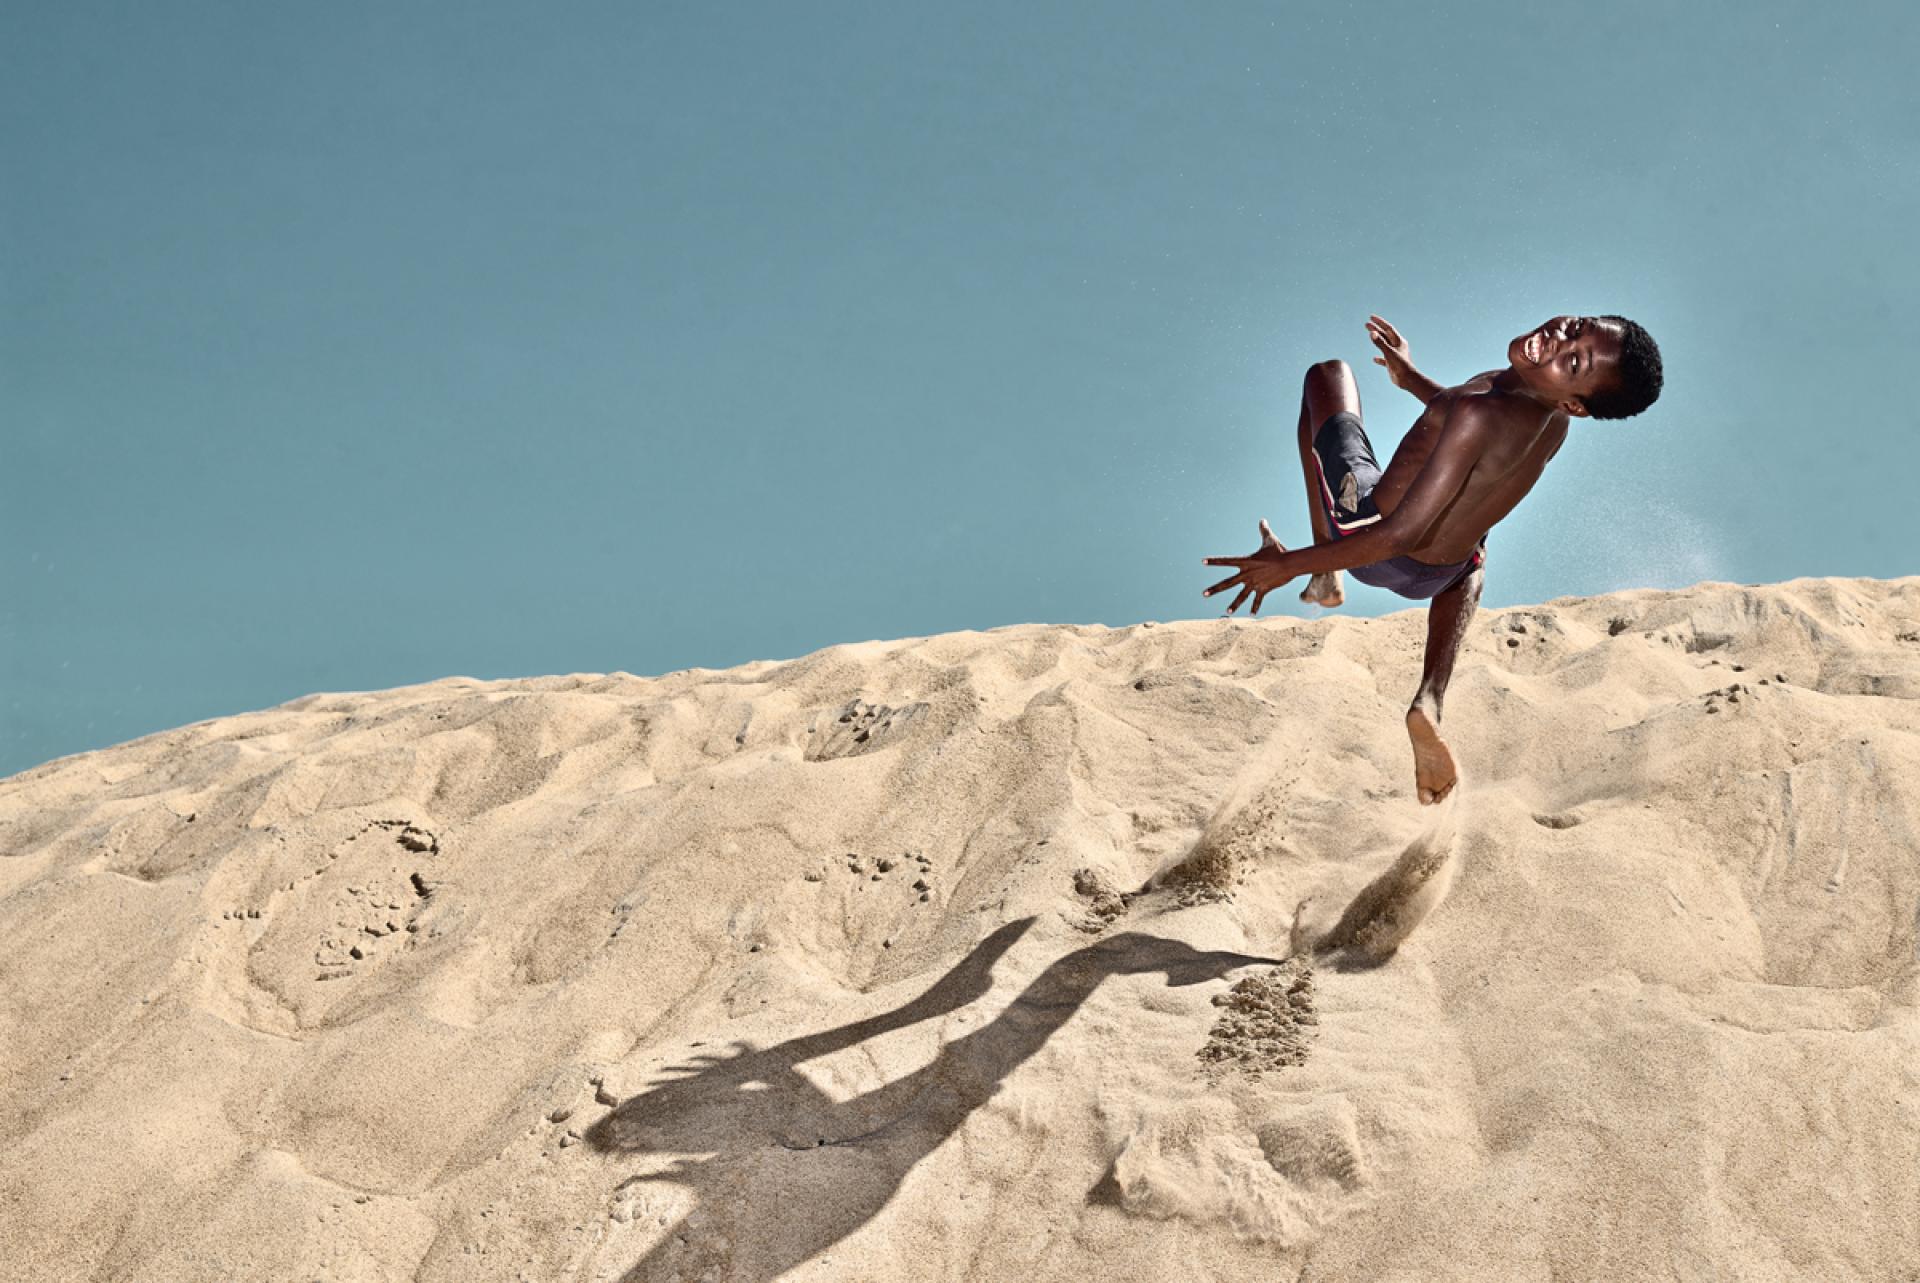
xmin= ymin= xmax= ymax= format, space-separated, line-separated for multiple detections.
xmin=585 ymin=916 xmax=1280 ymax=1282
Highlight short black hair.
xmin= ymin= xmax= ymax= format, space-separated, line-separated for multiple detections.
xmin=1581 ymin=316 xmax=1663 ymax=420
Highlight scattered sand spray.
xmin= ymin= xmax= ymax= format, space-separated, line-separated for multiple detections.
xmin=1154 ymin=742 xmax=1465 ymax=961
xmin=1153 ymin=746 xmax=1294 ymax=902
xmin=1292 ymin=787 xmax=1462 ymax=962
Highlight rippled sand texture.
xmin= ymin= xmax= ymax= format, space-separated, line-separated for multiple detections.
xmin=3 ymin=577 xmax=1918 ymax=1282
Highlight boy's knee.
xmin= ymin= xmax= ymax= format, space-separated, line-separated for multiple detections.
xmin=1303 ymin=360 xmax=1360 ymax=419
xmin=1304 ymin=360 xmax=1354 ymax=398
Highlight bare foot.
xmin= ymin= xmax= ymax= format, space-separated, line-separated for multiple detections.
xmin=1299 ymin=571 xmax=1345 ymax=607
xmin=1404 ymin=707 xmax=1458 ymax=805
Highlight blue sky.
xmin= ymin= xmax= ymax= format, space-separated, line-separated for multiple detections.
xmin=5 ymin=1 xmax=1916 ymax=777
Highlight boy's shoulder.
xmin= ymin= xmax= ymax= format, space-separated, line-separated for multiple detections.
xmin=1444 ymin=381 xmax=1559 ymax=433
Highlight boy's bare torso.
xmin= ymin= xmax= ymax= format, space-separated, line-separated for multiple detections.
xmin=1373 ymin=372 xmax=1569 ymax=566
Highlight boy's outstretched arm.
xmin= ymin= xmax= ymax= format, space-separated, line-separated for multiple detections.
xmin=1203 ymin=402 xmax=1493 ymax=614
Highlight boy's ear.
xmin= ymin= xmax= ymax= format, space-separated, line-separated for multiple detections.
xmin=1561 ymin=398 xmax=1590 ymax=418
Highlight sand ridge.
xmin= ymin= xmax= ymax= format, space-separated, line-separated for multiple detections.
xmin=2 ymin=576 xmax=1918 ymax=1281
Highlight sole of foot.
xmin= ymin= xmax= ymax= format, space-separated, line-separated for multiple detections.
xmin=1405 ymin=707 xmax=1457 ymax=805
xmin=1300 ymin=572 xmax=1344 ymax=608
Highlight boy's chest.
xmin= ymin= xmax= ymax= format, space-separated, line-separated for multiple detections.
xmin=1378 ymin=406 xmax=1451 ymax=488
xmin=1378 ymin=394 xmax=1546 ymax=499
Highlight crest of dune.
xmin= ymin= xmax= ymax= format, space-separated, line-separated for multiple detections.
xmin=3 ymin=576 xmax=1917 ymax=1282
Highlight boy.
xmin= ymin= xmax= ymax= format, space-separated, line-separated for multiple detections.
xmin=1203 ymin=314 xmax=1664 ymax=803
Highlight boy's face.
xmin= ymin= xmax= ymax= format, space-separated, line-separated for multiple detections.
xmin=1507 ymin=315 xmax=1624 ymax=416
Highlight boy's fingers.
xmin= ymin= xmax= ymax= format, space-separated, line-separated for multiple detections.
xmin=1226 ymin=585 xmax=1252 ymax=614
xmin=1205 ymin=571 xmax=1245 ymax=597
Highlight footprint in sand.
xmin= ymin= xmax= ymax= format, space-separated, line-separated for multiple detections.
xmin=309 ymin=822 xmax=442 ymax=981
xmin=1701 ymin=682 xmax=1753 ymax=715
xmin=227 ymin=820 xmax=448 ymax=1021
xmin=804 ymin=699 xmax=928 ymax=762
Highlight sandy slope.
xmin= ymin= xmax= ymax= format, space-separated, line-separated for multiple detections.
xmin=3 ymin=577 xmax=1918 ymax=1283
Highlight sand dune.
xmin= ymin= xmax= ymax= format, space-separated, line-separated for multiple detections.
xmin=3 ymin=576 xmax=1918 ymax=1282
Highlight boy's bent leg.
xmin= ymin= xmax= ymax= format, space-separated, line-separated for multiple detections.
xmin=1296 ymin=360 xmax=1362 ymax=607
xmin=1405 ymin=563 xmax=1484 ymax=804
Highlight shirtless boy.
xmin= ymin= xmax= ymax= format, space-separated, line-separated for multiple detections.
xmin=1203 ymin=314 xmax=1664 ymax=804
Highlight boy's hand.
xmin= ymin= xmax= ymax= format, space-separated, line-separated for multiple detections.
xmin=1366 ymin=315 xmax=1420 ymax=391
xmin=1203 ymin=518 xmax=1293 ymax=616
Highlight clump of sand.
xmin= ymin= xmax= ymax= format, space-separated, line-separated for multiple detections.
xmin=3 ymin=576 xmax=1919 ymax=1282
xmin=1198 ymin=957 xmax=1318 ymax=1076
